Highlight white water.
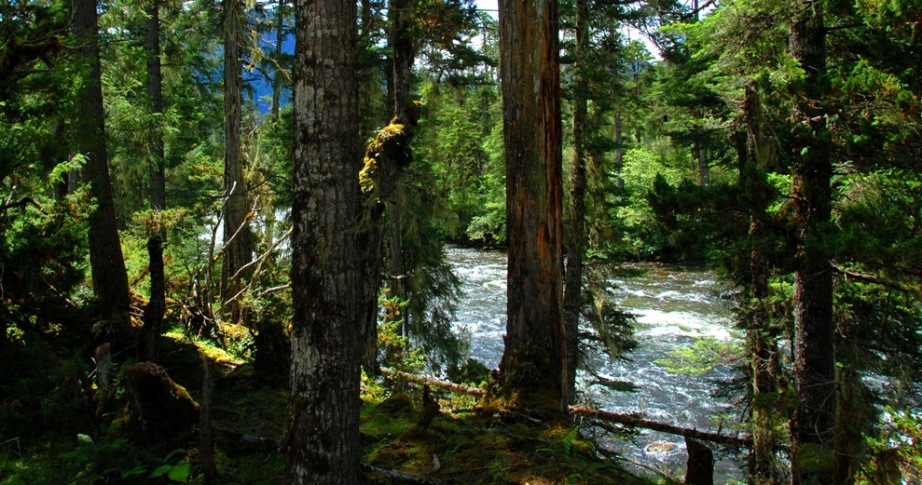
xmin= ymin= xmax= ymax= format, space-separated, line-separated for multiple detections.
xmin=446 ymin=246 xmax=746 ymax=483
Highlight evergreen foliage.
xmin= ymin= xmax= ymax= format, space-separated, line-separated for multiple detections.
xmin=1 ymin=0 xmax=920 ymax=482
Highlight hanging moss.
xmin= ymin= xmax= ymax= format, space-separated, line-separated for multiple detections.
xmin=359 ymin=117 xmax=413 ymax=193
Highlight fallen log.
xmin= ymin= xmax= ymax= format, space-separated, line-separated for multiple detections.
xmin=377 ymin=369 xmax=750 ymax=448
xmin=363 ymin=464 xmax=439 ymax=484
xmin=568 ymin=405 xmax=751 ymax=447
xmin=380 ymin=367 xmax=486 ymax=397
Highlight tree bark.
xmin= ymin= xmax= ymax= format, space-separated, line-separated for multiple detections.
xmin=789 ymin=2 xmax=837 ymax=482
xmin=695 ymin=140 xmax=709 ymax=188
xmin=385 ymin=0 xmax=413 ymax=338
xmin=742 ymin=83 xmax=780 ymax=482
xmin=199 ymin=358 xmax=219 ymax=484
xmin=285 ymin=0 xmax=363 ymax=482
xmin=498 ymin=0 xmax=567 ymax=412
xmin=141 ymin=0 xmax=167 ymax=361
xmin=222 ymin=0 xmax=252 ymax=324
xmin=73 ymin=0 xmax=131 ymax=312
xmin=271 ymin=0 xmax=286 ymax=120
xmin=562 ymin=0 xmax=589 ymax=405
xmin=360 ymin=0 xmax=417 ymax=373
xmin=613 ymin=111 xmax=624 ymax=189
xmin=685 ymin=437 xmax=714 ymax=485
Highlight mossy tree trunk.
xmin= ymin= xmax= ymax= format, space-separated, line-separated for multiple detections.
xmin=73 ymin=0 xmax=131 ymax=314
xmin=360 ymin=0 xmax=417 ymax=374
xmin=742 ymin=82 xmax=781 ymax=482
xmin=789 ymin=2 xmax=837 ymax=482
xmin=562 ymin=0 xmax=588 ymax=405
xmin=498 ymin=0 xmax=567 ymax=412
xmin=285 ymin=0 xmax=364 ymax=481
xmin=221 ymin=0 xmax=252 ymax=325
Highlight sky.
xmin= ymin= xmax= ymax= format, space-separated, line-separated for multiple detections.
xmin=473 ymin=0 xmax=660 ymax=59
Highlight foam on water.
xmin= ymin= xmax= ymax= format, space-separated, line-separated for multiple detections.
xmin=446 ymin=248 xmax=744 ymax=482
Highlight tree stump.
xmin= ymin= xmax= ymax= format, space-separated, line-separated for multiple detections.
xmin=123 ymin=362 xmax=199 ymax=444
xmin=685 ymin=437 xmax=714 ymax=485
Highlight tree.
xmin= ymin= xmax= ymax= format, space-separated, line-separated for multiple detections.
xmin=741 ymin=81 xmax=783 ymax=483
xmin=140 ymin=0 xmax=167 ymax=361
xmin=73 ymin=0 xmax=131 ymax=313
xmin=498 ymin=0 xmax=567 ymax=411
xmin=562 ymin=0 xmax=589 ymax=405
xmin=788 ymin=2 xmax=836 ymax=481
xmin=221 ymin=0 xmax=252 ymax=324
xmin=285 ymin=0 xmax=364 ymax=482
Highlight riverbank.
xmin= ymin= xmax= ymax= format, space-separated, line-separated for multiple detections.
xmin=445 ymin=246 xmax=746 ymax=482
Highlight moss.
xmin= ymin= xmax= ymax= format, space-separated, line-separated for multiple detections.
xmin=361 ymin=392 xmax=653 ymax=484
xmin=793 ymin=442 xmax=837 ymax=481
xmin=359 ymin=117 xmax=413 ymax=193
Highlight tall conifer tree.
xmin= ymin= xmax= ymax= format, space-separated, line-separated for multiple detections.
xmin=498 ymin=0 xmax=567 ymax=411
xmin=285 ymin=0 xmax=364 ymax=481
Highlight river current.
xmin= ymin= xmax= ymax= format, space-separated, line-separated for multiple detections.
xmin=446 ymin=246 xmax=745 ymax=483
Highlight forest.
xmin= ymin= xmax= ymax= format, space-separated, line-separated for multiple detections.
xmin=1 ymin=0 xmax=921 ymax=483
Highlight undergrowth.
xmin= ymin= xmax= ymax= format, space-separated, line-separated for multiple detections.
xmin=1 ymin=331 xmax=653 ymax=484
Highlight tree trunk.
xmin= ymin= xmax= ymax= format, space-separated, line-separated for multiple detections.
xmin=199 ymin=358 xmax=219 ymax=484
xmin=271 ymin=0 xmax=286 ymax=120
xmin=385 ymin=0 xmax=412 ymax=336
xmin=613 ymin=111 xmax=624 ymax=189
xmin=562 ymin=0 xmax=589 ymax=405
xmin=742 ymin=83 xmax=780 ymax=482
xmin=285 ymin=0 xmax=363 ymax=482
xmin=498 ymin=0 xmax=567 ymax=412
xmin=141 ymin=237 xmax=166 ymax=360
xmin=222 ymin=0 xmax=252 ymax=324
xmin=73 ymin=0 xmax=131 ymax=313
xmin=695 ymin=139 xmax=709 ymax=188
xmin=684 ymin=437 xmax=714 ymax=485
xmin=789 ymin=3 xmax=837 ymax=483
xmin=360 ymin=0 xmax=417 ymax=373
xmin=141 ymin=0 xmax=167 ymax=362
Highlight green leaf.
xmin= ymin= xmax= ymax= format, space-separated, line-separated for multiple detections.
xmin=150 ymin=464 xmax=173 ymax=478
xmin=168 ymin=462 xmax=192 ymax=482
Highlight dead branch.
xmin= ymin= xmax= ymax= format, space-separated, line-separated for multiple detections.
xmin=568 ymin=406 xmax=751 ymax=447
xmin=362 ymin=464 xmax=440 ymax=484
xmin=380 ymin=367 xmax=486 ymax=397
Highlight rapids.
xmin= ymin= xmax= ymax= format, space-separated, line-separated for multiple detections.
xmin=447 ymin=246 xmax=745 ymax=482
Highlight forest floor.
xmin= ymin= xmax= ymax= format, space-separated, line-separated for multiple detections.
xmin=0 ymin=330 xmax=659 ymax=484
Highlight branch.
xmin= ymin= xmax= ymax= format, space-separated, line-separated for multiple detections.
xmin=362 ymin=464 xmax=439 ymax=484
xmin=568 ymin=406 xmax=751 ymax=447
xmin=230 ymin=226 xmax=292 ymax=282
xmin=380 ymin=367 xmax=486 ymax=397
xmin=255 ymin=282 xmax=290 ymax=299
xmin=830 ymin=261 xmax=920 ymax=294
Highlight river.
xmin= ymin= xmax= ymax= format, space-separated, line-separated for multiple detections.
xmin=446 ymin=246 xmax=745 ymax=483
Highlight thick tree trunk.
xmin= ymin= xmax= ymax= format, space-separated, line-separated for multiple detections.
xmin=789 ymin=3 xmax=837 ymax=483
xmin=222 ymin=0 xmax=252 ymax=324
xmin=285 ymin=0 xmax=363 ymax=482
xmin=141 ymin=0 xmax=167 ymax=361
xmin=498 ymin=0 xmax=567 ymax=412
xmin=562 ymin=0 xmax=589 ymax=405
xmin=73 ymin=0 xmax=131 ymax=312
